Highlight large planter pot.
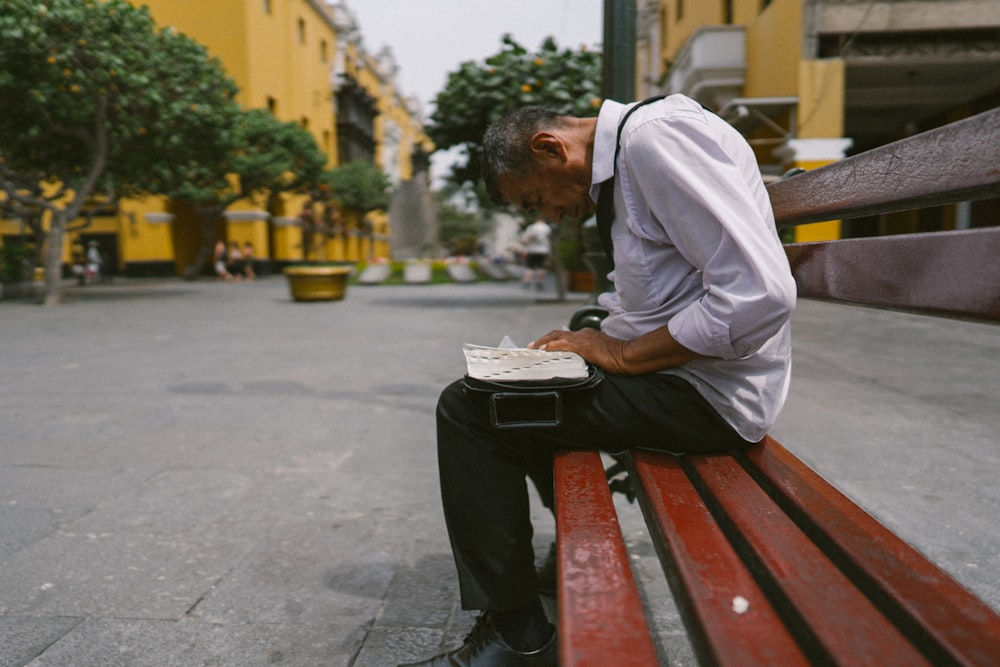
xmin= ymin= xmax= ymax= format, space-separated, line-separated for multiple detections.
xmin=283 ymin=266 xmax=352 ymax=302
xmin=568 ymin=270 xmax=595 ymax=293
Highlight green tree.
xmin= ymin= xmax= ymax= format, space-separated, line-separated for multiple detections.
xmin=430 ymin=36 xmax=602 ymax=300
xmin=437 ymin=199 xmax=486 ymax=257
xmin=429 ymin=35 xmax=602 ymax=188
xmin=148 ymin=107 xmax=328 ymax=278
xmin=0 ymin=0 xmax=239 ymax=303
xmin=310 ymin=160 xmax=390 ymax=261
xmin=321 ymin=160 xmax=391 ymax=213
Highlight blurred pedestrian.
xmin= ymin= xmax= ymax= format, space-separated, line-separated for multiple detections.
xmin=520 ymin=218 xmax=551 ymax=290
xmin=214 ymin=240 xmax=232 ymax=280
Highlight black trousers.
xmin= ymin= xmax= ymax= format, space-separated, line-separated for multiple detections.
xmin=436 ymin=372 xmax=751 ymax=612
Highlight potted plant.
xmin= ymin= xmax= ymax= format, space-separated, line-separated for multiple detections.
xmin=558 ymin=218 xmax=595 ymax=293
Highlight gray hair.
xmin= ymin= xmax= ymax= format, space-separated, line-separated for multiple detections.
xmin=482 ymin=106 xmax=565 ymax=205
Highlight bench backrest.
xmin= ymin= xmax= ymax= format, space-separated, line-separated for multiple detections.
xmin=768 ymin=107 xmax=1000 ymax=321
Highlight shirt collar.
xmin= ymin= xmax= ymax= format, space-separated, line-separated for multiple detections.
xmin=590 ymin=99 xmax=627 ymax=202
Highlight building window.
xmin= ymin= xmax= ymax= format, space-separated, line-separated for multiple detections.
xmin=262 ymin=0 xmax=271 ymax=14
xmin=677 ymin=0 xmax=684 ymax=21
xmin=320 ymin=39 xmax=328 ymax=63
xmin=298 ymin=18 xmax=306 ymax=44
xmin=335 ymin=76 xmax=379 ymax=165
xmin=761 ymin=0 xmax=773 ymax=10
xmin=267 ymin=96 xmax=277 ymax=114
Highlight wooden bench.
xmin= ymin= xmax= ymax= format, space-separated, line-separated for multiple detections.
xmin=554 ymin=107 xmax=1000 ymax=666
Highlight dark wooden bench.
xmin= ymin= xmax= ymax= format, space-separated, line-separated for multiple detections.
xmin=554 ymin=107 xmax=1000 ymax=666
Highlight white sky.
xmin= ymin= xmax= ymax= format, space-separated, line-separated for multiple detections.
xmin=345 ymin=0 xmax=604 ymax=114
xmin=344 ymin=1 xmax=604 ymax=184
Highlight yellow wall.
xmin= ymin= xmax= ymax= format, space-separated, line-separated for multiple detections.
xmin=125 ymin=0 xmax=429 ymax=269
xmin=743 ymin=0 xmax=801 ymax=98
xmin=144 ymin=0 xmax=337 ymax=155
xmin=648 ymin=0 xmax=848 ymax=242
xmin=797 ymin=59 xmax=845 ymax=138
xmin=660 ymin=0 xmax=724 ymax=56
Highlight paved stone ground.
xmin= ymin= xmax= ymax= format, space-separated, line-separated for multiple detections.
xmin=1 ymin=276 xmax=997 ymax=666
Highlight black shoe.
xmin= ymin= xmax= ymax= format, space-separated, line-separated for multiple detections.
xmin=536 ymin=542 xmax=556 ymax=596
xmin=399 ymin=613 xmax=557 ymax=667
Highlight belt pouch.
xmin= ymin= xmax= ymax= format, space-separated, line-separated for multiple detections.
xmin=461 ymin=367 xmax=604 ymax=430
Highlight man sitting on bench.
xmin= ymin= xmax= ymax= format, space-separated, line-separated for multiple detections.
xmin=400 ymin=94 xmax=797 ymax=667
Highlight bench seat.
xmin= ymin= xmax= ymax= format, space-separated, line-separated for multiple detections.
xmin=554 ymin=438 xmax=1000 ymax=666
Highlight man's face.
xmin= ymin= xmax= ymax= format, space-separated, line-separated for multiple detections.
xmin=497 ymin=163 xmax=595 ymax=223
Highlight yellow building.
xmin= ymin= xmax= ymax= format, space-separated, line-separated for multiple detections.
xmin=1 ymin=0 xmax=430 ymax=278
xmin=635 ymin=0 xmax=1000 ymax=241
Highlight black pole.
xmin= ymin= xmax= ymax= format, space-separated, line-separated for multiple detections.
xmin=602 ymin=0 xmax=637 ymax=103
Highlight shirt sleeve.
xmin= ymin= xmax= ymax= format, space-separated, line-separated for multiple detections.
xmin=620 ymin=111 xmax=796 ymax=360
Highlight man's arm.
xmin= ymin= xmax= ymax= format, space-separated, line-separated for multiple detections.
xmin=529 ymin=326 xmax=703 ymax=376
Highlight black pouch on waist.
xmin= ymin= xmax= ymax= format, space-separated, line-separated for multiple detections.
xmin=461 ymin=366 xmax=604 ymax=429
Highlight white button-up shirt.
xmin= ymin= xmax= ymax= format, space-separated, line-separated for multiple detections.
xmin=592 ymin=95 xmax=796 ymax=442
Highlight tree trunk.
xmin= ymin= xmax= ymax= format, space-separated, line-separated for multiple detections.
xmin=183 ymin=206 xmax=223 ymax=280
xmin=43 ymin=209 xmax=67 ymax=305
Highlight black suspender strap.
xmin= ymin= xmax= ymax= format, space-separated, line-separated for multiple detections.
xmin=594 ymin=95 xmax=669 ymax=268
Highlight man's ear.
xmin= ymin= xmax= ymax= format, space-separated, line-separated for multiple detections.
xmin=529 ymin=132 xmax=568 ymax=165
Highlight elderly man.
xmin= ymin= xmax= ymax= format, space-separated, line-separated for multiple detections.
xmin=402 ymin=94 xmax=796 ymax=667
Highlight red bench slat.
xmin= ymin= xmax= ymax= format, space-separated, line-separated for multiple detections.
xmin=554 ymin=450 xmax=659 ymax=667
xmin=690 ymin=452 xmax=931 ymax=665
xmin=783 ymin=227 xmax=1000 ymax=322
xmin=742 ymin=436 xmax=1000 ymax=666
xmin=629 ymin=450 xmax=810 ymax=666
xmin=767 ymin=106 xmax=1000 ymax=227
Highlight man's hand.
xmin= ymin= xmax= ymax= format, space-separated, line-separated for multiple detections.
xmin=530 ymin=326 xmax=703 ymax=375
xmin=530 ymin=328 xmax=630 ymax=374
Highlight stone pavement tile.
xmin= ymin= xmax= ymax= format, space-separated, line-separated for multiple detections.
xmin=375 ymin=550 xmax=458 ymax=629
xmin=190 ymin=519 xmax=396 ymax=627
xmin=0 ymin=616 xmax=81 ymax=667
xmin=0 ymin=524 xmax=255 ymax=618
xmin=0 ymin=505 xmax=87 ymax=561
xmin=353 ymin=624 xmax=450 ymax=667
xmin=12 ymin=618 xmax=365 ymax=667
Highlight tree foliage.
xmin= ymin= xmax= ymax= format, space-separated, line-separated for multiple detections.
xmin=321 ymin=160 xmax=391 ymax=213
xmin=158 ymin=108 xmax=330 ymax=278
xmin=437 ymin=199 xmax=486 ymax=257
xmin=429 ymin=35 xmax=603 ymax=187
xmin=0 ymin=0 xmax=238 ymax=301
xmin=147 ymin=108 xmax=326 ymax=209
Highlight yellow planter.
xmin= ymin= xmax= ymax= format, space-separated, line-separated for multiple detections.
xmin=283 ymin=266 xmax=352 ymax=302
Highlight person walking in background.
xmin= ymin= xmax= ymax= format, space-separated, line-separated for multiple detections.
xmin=85 ymin=241 xmax=103 ymax=284
xmin=242 ymin=241 xmax=256 ymax=281
xmin=519 ymin=217 xmax=551 ymax=290
xmin=213 ymin=240 xmax=232 ymax=280
xmin=226 ymin=241 xmax=244 ymax=281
